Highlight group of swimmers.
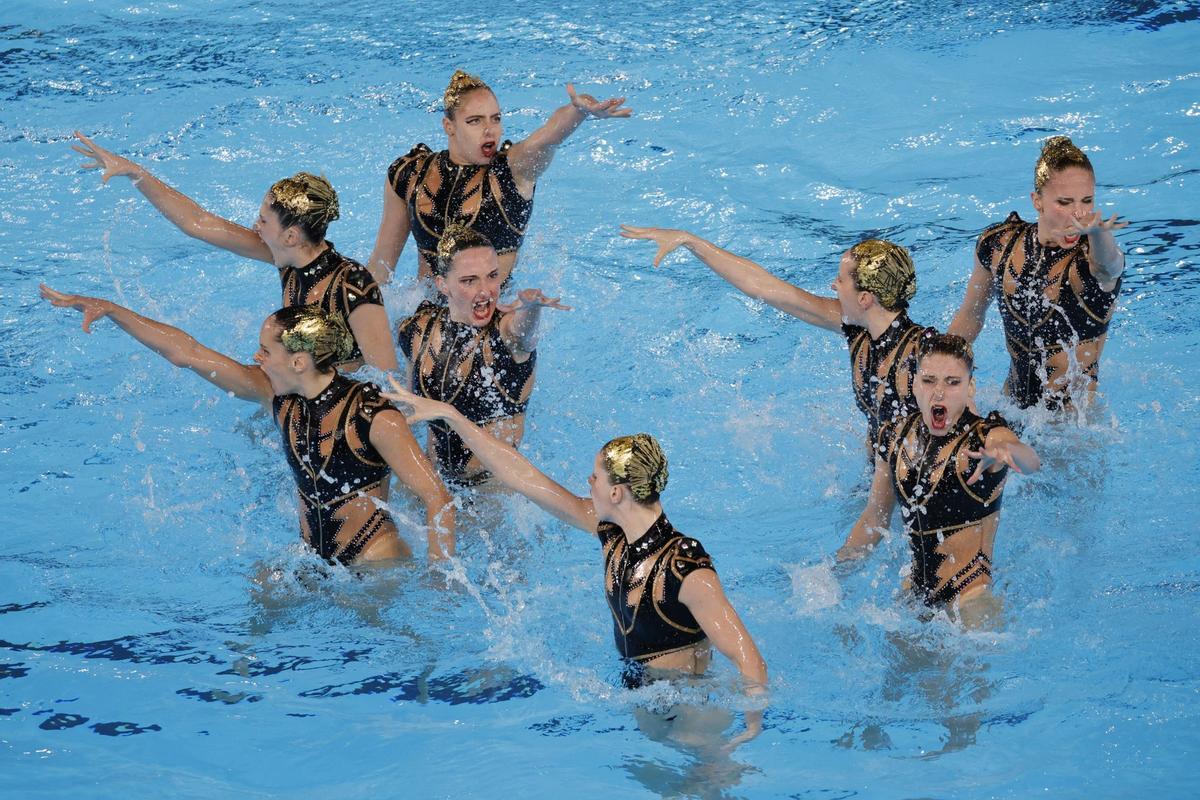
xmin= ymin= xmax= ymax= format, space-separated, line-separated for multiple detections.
xmin=43 ymin=69 xmax=1127 ymax=703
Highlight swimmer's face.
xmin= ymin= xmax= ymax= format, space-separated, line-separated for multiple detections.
xmin=832 ymin=250 xmax=868 ymax=323
xmin=914 ymin=353 xmax=974 ymax=434
xmin=443 ymin=89 xmax=503 ymax=165
xmin=436 ymin=246 xmax=501 ymax=327
xmin=254 ymin=319 xmax=302 ymax=394
xmin=588 ymin=450 xmax=619 ymax=520
xmin=254 ymin=194 xmax=290 ymax=262
xmin=1032 ymin=166 xmax=1095 ymax=249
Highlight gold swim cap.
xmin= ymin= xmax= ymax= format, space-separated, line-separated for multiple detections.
xmin=1034 ymin=136 xmax=1093 ymax=192
xmin=444 ymin=70 xmax=492 ymax=118
xmin=602 ymin=433 xmax=668 ymax=502
xmin=850 ymin=239 xmax=916 ymax=311
xmin=269 ymin=172 xmax=340 ymax=228
xmin=275 ymin=305 xmax=353 ymax=370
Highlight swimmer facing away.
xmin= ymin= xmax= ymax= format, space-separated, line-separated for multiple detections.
xmin=621 ymin=226 xmax=936 ymax=452
xmin=396 ymin=225 xmax=569 ymax=486
xmin=369 ymin=70 xmax=632 ymax=286
xmin=837 ymin=335 xmax=1041 ymax=626
xmin=72 ymin=132 xmax=397 ymax=372
xmin=41 ymin=285 xmax=454 ymax=566
xmin=383 ymin=382 xmax=767 ymax=700
xmin=949 ymin=135 xmax=1128 ymax=411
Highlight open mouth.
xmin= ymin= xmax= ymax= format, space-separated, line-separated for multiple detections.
xmin=471 ymin=297 xmax=494 ymax=323
xmin=1062 ymin=233 xmax=1080 ymax=247
xmin=930 ymin=404 xmax=948 ymax=431
xmin=481 ymin=141 xmax=497 ymax=160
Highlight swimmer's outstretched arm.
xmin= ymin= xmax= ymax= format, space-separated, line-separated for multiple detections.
xmin=619 ymin=226 xmax=843 ymax=331
xmin=965 ymin=426 xmax=1040 ymax=485
xmin=506 ymin=84 xmax=632 ymax=193
xmin=1070 ymin=212 xmax=1128 ymax=290
xmin=368 ymin=410 xmax=456 ymax=560
xmin=40 ymin=284 xmax=274 ymax=405
xmin=498 ymin=288 xmax=573 ymax=357
xmin=837 ymin=456 xmax=896 ymax=562
xmin=382 ymin=380 xmax=599 ymax=534
xmin=947 ymin=249 xmax=996 ymax=343
xmin=73 ymin=132 xmax=274 ymax=264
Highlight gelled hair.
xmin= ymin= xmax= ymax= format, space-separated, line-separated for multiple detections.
xmin=602 ymin=433 xmax=668 ymax=505
xmin=443 ymin=70 xmax=493 ymax=120
xmin=270 ymin=305 xmax=353 ymax=372
xmin=918 ymin=333 xmax=975 ymax=375
xmin=268 ymin=172 xmax=340 ymax=244
xmin=850 ymin=239 xmax=916 ymax=312
xmin=1034 ymin=136 xmax=1093 ymax=192
xmin=434 ymin=224 xmax=495 ymax=277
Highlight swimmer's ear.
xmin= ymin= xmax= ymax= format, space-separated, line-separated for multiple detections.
xmin=290 ymin=351 xmax=311 ymax=373
xmin=969 ymin=376 xmax=977 ymax=398
xmin=1030 ymin=190 xmax=1043 ymax=214
xmin=434 ymin=274 xmax=448 ymax=297
xmin=442 ymin=115 xmax=454 ymax=138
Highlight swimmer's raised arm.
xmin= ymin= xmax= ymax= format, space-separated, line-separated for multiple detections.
xmin=837 ymin=456 xmax=896 ymax=562
xmin=368 ymin=410 xmax=456 ymax=560
xmin=947 ymin=250 xmax=996 ymax=343
xmin=40 ymin=284 xmax=273 ymax=405
xmin=1070 ymin=211 xmax=1128 ymax=290
xmin=73 ymin=131 xmax=273 ymax=264
xmin=620 ymin=225 xmax=844 ymax=331
xmin=506 ymin=83 xmax=631 ymax=192
xmin=679 ymin=570 xmax=769 ymax=694
xmin=346 ymin=304 xmax=399 ymax=372
xmin=366 ymin=178 xmax=412 ymax=286
xmin=383 ymin=380 xmax=599 ymax=534
xmin=966 ymin=426 xmax=1041 ymax=485
xmin=498 ymin=288 xmax=573 ymax=357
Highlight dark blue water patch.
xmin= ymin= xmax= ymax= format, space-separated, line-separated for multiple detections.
xmin=0 ymin=631 xmax=224 ymax=666
xmin=0 ymin=707 xmax=20 ymax=716
xmin=91 ymin=721 xmax=162 ymax=737
xmin=286 ymin=713 xmax=315 ymax=718
xmin=789 ymin=791 xmax=860 ymax=800
xmin=0 ymin=601 xmax=49 ymax=615
xmin=176 ymin=687 xmax=263 ymax=705
xmin=0 ymin=662 xmax=30 ymax=679
xmin=530 ymin=713 xmax=594 ymax=737
xmin=300 ymin=666 xmax=544 ymax=705
xmin=37 ymin=712 xmax=88 ymax=731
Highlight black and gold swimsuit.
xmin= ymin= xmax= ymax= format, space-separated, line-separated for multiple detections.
xmin=877 ymin=409 xmax=1010 ymax=606
xmin=396 ymin=301 xmax=536 ymax=483
xmin=598 ymin=514 xmax=715 ymax=663
xmin=387 ymin=142 xmax=535 ymax=265
xmin=842 ymin=314 xmax=938 ymax=447
xmin=977 ymin=212 xmax=1121 ymax=408
xmin=273 ymin=374 xmax=398 ymax=564
xmin=278 ymin=242 xmax=384 ymax=364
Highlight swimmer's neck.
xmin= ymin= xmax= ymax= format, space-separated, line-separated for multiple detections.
xmin=610 ymin=502 xmax=666 ymax=545
xmin=291 ymin=369 xmax=337 ymax=400
xmin=275 ymin=239 xmax=331 ymax=270
xmin=863 ymin=307 xmax=904 ymax=340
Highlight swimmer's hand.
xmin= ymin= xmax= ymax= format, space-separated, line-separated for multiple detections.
xmin=497 ymin=288 xmax=572 ymax=313
xmin=40 ymin=284 xmax=114 ymax=333
xmin=619 ymin=225 xmax=693 ymax=267
xmin=381 ymin=377 xmax=453 ymax=424
xmin=566 ymin=83 xmax=632 ymax=119
xmin=1068 ymin=211 xmax=1129 ymax=238
xmin=964 ymin=443 xmax=1022 ymax=484
xmin=72 ymin=131 xmax=143 ymax=183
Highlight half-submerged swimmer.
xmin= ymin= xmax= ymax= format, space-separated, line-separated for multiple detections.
xmin=383 ymin=383 xmax=768 ymax=702
xmin=396 ymin=225 xmax=569 ymax=486
xmin=72 ymin=133 xmax=397 ymax=371
xmin=41 ymin=286 xmax=454 ymax=565
xmin=837 ymin=335 xmax=1041 ymax=625
xmin=621 ymin=226 xmax=936 ymax=450
xmin=949 ymin=136 xmax=1128 ymax=410
xmin=369 ymin=70 xmax=632 ymax=286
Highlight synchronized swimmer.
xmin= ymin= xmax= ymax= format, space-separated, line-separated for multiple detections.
xmin=48 ymin=65 xmax=1129 ymax=727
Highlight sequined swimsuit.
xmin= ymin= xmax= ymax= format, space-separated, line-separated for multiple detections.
xmin=598 ymin=514 xmax=715 ymax=662
xmin=397 ymin=301 xmax=537 ymax=483
xmin=273 ymin=374 xmax=399 ymax=564
xmin=877 ymin=409 xmax=1010 ymax=606
xmin=841 ymin=314 xmax=938 ymax=447
xmin=387 ymin=142 xmax=535 ymax=265
xmin=978 ymin=212 xmax=1121 ymax=408
xmin=278 ymin=242 xmax=384 ymax=364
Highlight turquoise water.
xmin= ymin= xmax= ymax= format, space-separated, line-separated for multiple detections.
xmin=3 ymin=1 xmax=1198 ymax=797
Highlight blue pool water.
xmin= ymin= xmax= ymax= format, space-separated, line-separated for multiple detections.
xmin=3 ymin=1 xmax=1198 ymax=797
